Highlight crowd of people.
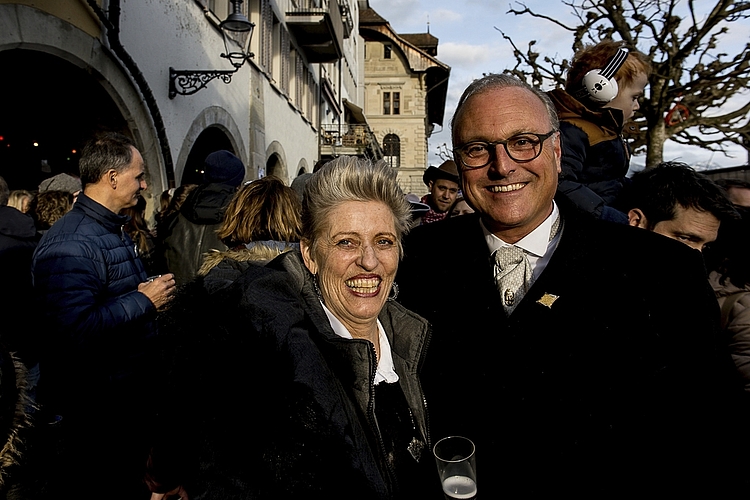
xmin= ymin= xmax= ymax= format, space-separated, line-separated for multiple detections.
xmin=0 ymin=39 xmax=750 ymax=498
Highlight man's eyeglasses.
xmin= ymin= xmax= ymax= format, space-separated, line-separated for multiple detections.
xmin=453 ymin=130 xmax=558 ymax=169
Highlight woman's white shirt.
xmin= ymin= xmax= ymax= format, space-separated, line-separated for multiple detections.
xmin=321 ymin=302 xmax=399 ymax=385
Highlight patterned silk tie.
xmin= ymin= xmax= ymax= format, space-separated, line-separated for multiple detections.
xmin=494 ymin=246 xmax=532 ymax=315
xmin=493 ymin=213 xmax=562 ymax=315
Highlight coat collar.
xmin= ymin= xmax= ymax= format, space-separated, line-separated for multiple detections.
xmin=548 ymin=88 xmax=625 ymax=132
xmin=74 ymin=193 xmax=130 ymax=234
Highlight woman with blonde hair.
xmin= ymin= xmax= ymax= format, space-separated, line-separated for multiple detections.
xmin=8 ymin=190 xmax=33 ymax=214
xmin=198 ymin=176 xmax=301 ymax=274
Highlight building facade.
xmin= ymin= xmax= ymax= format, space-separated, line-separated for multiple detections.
xmin=360 ymin=7 xmax=449 ymax=194
xmin=0 ymin=0 xmax=369 ymax=212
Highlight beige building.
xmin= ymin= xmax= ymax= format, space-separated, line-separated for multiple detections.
xmin=359 ymin=7 xmax=450 ymax=195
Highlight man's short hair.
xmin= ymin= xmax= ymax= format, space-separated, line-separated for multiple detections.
xmin=625 ymin=161 xmax=737 ymax=230
xmin=715 ymin=178 xmax=750 ymax=192
xmin=565 ymin=40 xmax=652 ymax=93
xmin=451 ymin=73 xmax=560 ymax=144
xmin=78 ymin=132 xmax=136 ymax=187
xmin=0 ymin=176 xmax=8 ymax=206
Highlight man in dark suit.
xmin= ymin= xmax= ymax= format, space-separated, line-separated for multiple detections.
xmin=397 ymin=74 xmax=743 ymax=496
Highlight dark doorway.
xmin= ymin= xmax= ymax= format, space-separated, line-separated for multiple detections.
xmin=0 ymin=49 xmax=128 ymax=190
xmin=182 ymin=127 xmax=235 ymax=185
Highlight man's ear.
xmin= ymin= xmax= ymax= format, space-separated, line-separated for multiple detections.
xmin=427 ymin=180 xmax=434 ymax=191
xmin=628 ymin=208 xmax=649 ymax=229
xmin=300 ymin=240 xmax=318 ymax=275
xmin=108 ymin=169 xmax=118 ymax=189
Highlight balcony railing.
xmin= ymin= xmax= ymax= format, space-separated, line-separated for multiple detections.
xmin=320 ymin=124 xmax=383 ymax=160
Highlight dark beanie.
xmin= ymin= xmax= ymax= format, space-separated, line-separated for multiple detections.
xmin=204 ymin=150 xmax=245 ymax=187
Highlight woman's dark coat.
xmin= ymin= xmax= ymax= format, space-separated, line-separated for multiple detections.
xmin=152 ymin=251 xmax=433 ymax=499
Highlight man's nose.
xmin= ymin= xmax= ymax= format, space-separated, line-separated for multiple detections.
xmin=488 ymin=144 xmax=517 ymax=177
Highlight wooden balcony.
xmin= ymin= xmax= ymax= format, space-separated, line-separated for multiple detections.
xmin=286 ymin=0 xmax=344 ymax=63
xmin=320 ymin=124 xmax=383 ymax=160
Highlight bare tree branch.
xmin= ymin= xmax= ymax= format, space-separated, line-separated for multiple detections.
xmin=501 ymin=0 xmax=750 ymax=168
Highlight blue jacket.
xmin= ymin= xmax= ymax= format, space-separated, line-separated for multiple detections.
xmin=32 ymin=193 xmax=157 ymax=406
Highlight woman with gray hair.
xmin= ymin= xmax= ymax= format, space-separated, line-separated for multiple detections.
xmin=150 ymin=156 xmax=435 ymax=499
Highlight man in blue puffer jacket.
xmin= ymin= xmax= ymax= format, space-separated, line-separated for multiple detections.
xmin=29 ymin=132 xmax=176 ymax=498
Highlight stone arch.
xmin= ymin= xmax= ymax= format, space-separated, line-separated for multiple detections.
xmin=264 ymin=141 xmax=288 ymax=184
xmin=297 ymin=158 xmax=309 ymax=176
xmin=175 ymin=107 xmax=248 ymax=184
xmin=0 ymin=4 xmax=168 ymax=199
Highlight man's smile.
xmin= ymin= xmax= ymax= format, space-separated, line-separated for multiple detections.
xmin=488 ymin=183 xmax=526 ymax=193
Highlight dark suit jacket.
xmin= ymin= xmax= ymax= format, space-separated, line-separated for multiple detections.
xmin=398 ymin=200 xmax=744 ymax=496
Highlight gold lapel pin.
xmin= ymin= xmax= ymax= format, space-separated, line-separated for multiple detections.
xmin=536 ymin=293 xmax=560 ymax=309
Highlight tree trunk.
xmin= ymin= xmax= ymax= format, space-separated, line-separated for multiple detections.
xmin=645 ymin=121 xmax=667 ymax=169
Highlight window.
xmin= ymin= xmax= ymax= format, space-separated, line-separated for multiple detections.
xmin=383 ymin=134 xmax=401 ymax=168
xmin=260 ymin=0 xmax=273 ymax=72
xmin=383 ymin=92 xmax=400 ymax=115
xmin=384 ymin=44 xmax=392 ymax=59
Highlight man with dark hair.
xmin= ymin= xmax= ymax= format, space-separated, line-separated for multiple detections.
xmin=420 ymin=159 xmax=460 ymax=224
xmin=716 ymin=178 xmax=750 ymax=208
xmin=624 ymin=161 xmax=738 ymax=252
xmin=397 ymin=73 xmax=742 ymax=496
xmin=31 ymin=132 xmax=175 ymax=497
xmin=160 ymin=149 xmax=246 ymax=285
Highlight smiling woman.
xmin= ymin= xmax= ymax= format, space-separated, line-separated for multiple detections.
xmin=150 ymin=156 xmax=438 ymax=499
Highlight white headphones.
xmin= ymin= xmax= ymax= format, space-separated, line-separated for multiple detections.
xmin=574 ymin=47 xmax=629 ymax=105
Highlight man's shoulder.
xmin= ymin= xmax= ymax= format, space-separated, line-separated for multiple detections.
xmin=179 ymin=183 xmax=235 ymax=225
xmin=559 ymin=209 xmax=707 ymax=281
xmin=405 ymin=214 xmax=482 ymax=250
xmin=35 ymin=209 xmax=115 ymax=260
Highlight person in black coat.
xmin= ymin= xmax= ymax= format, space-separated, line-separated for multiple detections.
xmin=397 ymin=73 xmax=744 ymax=497
xmin=160 ymin=150 xmax=246 ymax=285
xmin=149 ymin=157 xmax=437 ymax=499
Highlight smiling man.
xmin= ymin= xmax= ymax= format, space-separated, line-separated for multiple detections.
xmin=420 ymin=159 xmax=460 ymax=224
xmin=397 ymin=74 xmax=742 ymax=497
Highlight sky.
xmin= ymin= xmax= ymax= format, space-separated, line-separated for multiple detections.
xmin=368 ymin=0 xmax=749 ymax=173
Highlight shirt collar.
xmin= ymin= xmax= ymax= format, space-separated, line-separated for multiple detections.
xmin=482 ymin=201 xmax=560 ymax=257
xmin=321 ymin=302 xmax=399 ymax=385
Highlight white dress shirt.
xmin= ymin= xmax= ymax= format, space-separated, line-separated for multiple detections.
xmin=482 ymin=201 xmax=563 ymax=286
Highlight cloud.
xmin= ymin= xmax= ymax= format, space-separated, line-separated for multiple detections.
xmin=430 ymin=9 xmax=463 ymax=23
xmin=438 ymin=42 xmax=495 ymax=70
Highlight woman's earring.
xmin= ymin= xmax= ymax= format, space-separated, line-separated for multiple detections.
xmin=388 ymin=282 xmax=399 ymax=301
xmin=312 ymin=274 xmax=323 ymax=303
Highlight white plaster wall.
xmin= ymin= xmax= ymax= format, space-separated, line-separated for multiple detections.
xmin=261 ymin=78 xmax=318 ymax=183
xmin=118 ymin=0 xmax=251 ymax=183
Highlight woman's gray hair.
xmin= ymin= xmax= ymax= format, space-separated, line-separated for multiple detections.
xmin=302 ymin=156 xmax=412 ymax=257
xmin=450 ymin=73 xmax=560 ymax=141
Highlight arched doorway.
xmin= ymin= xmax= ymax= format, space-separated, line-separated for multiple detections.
xmin=266 ymin=153 xmax=284 ymax=180
xmin=181 ymin=128 xmax=236 ymax=185
xmin=0 ymin=49 xmax=128 ymax=190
